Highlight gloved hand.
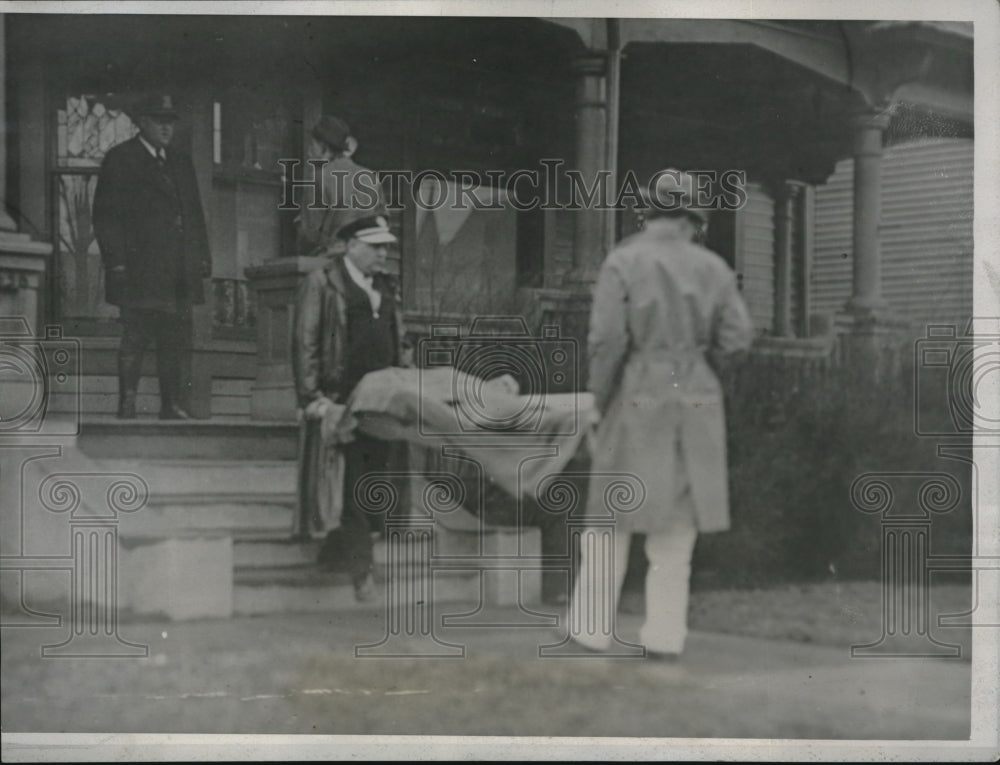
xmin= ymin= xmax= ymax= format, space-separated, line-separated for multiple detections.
xmin=304 ymin=396 xmax=338 ymax=421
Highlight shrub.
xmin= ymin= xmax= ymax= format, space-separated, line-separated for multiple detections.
xmin=692 ymin=342 xmax=972 ymax=589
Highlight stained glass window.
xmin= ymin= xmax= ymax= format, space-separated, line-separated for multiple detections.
xmin=56 ymin=95 xmax=138 ymax=168
xmin=56 ymin=174 xmax=118 ymax=319
xmin=54 ymin=94 xmax=138 ymax=319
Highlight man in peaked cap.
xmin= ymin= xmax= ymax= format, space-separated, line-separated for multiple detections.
xmin=93 ymin=92 xmax=212 ymax=420
xmin=292 ymin=214 xmax=405 ymax=602
xmin=570 ymin=168 xmax=752 ymax=658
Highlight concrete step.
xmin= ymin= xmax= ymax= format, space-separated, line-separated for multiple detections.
xmin=234 ymin=538 xmax=320 ymax=568
xmin=77 ymin=420 xmax=298 ymax=460
xmin=231 ymin=526 xmax=543 ymax=616
xmin=48 ymin=391 xmax=163 ymax=416
xmin=120 ymin=502 xmax=295 ymax=541
xmin=86 ymin=458 xmax=296 ymax=498
xmin=232 ymin=565 xmax=483 ymax=616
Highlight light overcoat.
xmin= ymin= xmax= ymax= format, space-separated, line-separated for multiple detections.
xmin=586 ymin=226 xmax=753 ymax=534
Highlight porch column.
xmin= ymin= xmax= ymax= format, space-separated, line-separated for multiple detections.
xmin=846 ymin=111 xmax=892 ymax=316
xmin=772 ymin=182 xmax=794 ymax=338
xmin=563 ymin=55 xmax=609 ymax=286
xmin=0 ymin=15 xmax=16 ymax=231
xmin=0 ymin=16 xmax=53 ymax=334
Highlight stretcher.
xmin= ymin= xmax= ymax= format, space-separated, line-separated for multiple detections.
xmin=337 ymin=366 xmax=594 ymax=503
xmin=329 ymin=366 xmax=595 ymax=603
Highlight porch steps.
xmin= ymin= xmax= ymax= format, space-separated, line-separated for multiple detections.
xmin=231 ymin=537 xmax=484 ymax=616
xmin=73 ymin=422 xmax=537 ymax=619
xmin=88 ymin=457 xmax=297 ymax=546
xmin=76 ymin=419 xmax=298 ymax=461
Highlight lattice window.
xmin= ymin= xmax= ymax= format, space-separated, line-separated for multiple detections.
xmin=56 ymin=174 xmax=118 ymax=319
xmin=56 ymin=95 xmax=138 ymax=168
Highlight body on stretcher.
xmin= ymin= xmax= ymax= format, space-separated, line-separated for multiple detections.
xmin=333 ymin=366 xmax=596 ymax=602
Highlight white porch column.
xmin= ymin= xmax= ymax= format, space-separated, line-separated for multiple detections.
xmin=563 ymin=54 xmax=609 ymax=286
xmin=772 ymin=181 xmax=795 ymax=338
xmin=0 ymin=15 xmax=16 ymax=232
xmin=846 ymin=111 xmax=892 ymax=316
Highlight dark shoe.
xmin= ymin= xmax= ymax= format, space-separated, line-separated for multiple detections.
xmin=619 ymin=590 xmax=645 ymax=615
xmin=353 ymin=572 xmax=377 ymax=603
xmin=117 ymin=391 xmax=137 ymax=420
xmin=645 ymin=650 xmax=680 ymax=662
xmin=159 ymin=403 xmax=193 ymax=420
xmin=543 ymin=591 xmax=569 ymax=607
xmin=317 ymin=531 xmax=349 ymax=571
xmin=564 ymin=634 xmax=608 ymax=654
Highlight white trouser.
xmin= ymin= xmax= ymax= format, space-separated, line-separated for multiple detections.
xmin=570 ymin=520 xmax=699 ymax=654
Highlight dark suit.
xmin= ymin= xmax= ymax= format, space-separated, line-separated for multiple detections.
xmin=92 ymin=136 xmax=211 ymax=413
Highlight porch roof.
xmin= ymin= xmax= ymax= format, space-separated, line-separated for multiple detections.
xmin=543 ymin=18 xmax=973 ymax=124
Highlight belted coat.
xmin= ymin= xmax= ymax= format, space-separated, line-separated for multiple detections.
xmin=586 ymin=226 xmax=753 ymax=534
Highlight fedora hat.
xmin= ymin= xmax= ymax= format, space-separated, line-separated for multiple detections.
xmin=643 ymin=169 xmax=709 ymax=224
xmin=311 ymin=115 xmax=352 ymax=152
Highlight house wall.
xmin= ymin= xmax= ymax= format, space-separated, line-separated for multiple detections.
xmin=812 ymin=137 xmax=974 ymax=329
xmin=736 ymin=182 xmax=776 ymax=335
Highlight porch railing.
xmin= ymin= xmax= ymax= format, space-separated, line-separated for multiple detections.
xmin=212 ymin=278 xmax=256 ymax=329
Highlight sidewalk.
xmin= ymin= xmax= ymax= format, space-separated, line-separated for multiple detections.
xmin=1 ymin=603 xmax=970 ymax=740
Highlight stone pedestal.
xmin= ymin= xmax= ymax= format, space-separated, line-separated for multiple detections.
xmin=0 ymin=233 xmax=52 ymax=336
xmin=121 ymin=535 xmax=233 ymax=620
xmin=245 ymin=256 xmax=324 ymax=420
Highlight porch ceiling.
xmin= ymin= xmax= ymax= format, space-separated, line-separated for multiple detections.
xmin=618 ymin=40 xmax=972 ymax=186
xmin=620 ymin=42 xmax=859 ymax=185
xmin=9 ymin=15 xmax=583 ymax=92
xmin=545 ymin=18 xmax=973 ymax=123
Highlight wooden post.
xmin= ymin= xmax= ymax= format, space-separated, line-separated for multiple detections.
xmin=847 ymin=111 xmax=892 ymax=316
xmin=772 ymin=181 xmax=794 ymax=338
xmin=562 ymin=55 xmax=609 ymax=287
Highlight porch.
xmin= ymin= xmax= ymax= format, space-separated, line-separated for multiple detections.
xmin=0 ymin=15 xmax=974 ymax=622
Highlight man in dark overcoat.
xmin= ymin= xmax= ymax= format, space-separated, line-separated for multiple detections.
xmin=292 ymin=215 xmax=405 ymax=601
xmin=92 ymin=93 xmax=212 ymax=419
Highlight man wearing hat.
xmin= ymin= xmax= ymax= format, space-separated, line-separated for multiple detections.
xmin=292 ymin=214 xmax=404 ymax=601
xmin=297 ymin=115 xmax=387 ymax=258
xmin=570 ymin=169 xmax=753 ymax=657
xmin=93 ymin=93 xmax=212 ymax=419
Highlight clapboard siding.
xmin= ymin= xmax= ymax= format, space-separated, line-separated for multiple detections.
xmin=737 ymin=183 xmax=775 ymax=334
xmin=812 ymin=138 xmax=973 ymax=327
